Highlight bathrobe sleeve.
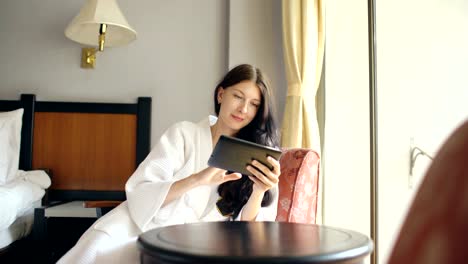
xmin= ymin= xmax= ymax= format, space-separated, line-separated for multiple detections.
xmin=125 ymin=122 xmax=190 ymax=232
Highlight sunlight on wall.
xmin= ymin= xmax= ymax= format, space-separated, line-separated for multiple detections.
xmin=323 ymin=0 xmax=371 ymax=254
xmin=325 ymin=1 xmax=467 ymax=263
xmin=377 ymin=0 xmax=468 ymax=263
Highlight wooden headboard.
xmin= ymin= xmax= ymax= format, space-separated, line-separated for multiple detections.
xmin=1 ymin=94 xmax=152 ymax=203
xmin=31 ymin=97 xmax=151 ymax=202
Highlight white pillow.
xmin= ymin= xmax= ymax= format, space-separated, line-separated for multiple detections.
xmin=16 ymin=169 xmax=51 ymax=189
xmin=0 ymin=108 xmax=23 ymax=185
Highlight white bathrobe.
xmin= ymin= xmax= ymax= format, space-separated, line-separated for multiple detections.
xmin=58 ymin=116 xmax=278 ymax=264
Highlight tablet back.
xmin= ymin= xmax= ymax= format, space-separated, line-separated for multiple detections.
xmin=208 ymin=135 xmax=282 ymax=176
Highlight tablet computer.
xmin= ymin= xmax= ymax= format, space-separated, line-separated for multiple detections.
xmin=207 ymin=135 xmax=282 ymax=176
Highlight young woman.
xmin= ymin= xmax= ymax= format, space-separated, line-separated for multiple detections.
xmin=58 ymin=64 xmax=281 ymax=263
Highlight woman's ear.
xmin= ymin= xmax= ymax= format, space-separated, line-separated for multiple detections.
xmin=217 ymin=87 xmax=225 ymax=104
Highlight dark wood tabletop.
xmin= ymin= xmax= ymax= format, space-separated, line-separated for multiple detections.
xmin=137 ymin=221 xmax=373 ymax=264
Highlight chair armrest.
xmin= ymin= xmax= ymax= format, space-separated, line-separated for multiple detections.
xmin=276 ymin=148 xmax=320 ymax=224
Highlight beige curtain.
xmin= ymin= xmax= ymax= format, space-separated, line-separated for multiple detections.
xmin=281 ymin=0 xmax=325 ymax=223
xmin=281 ymin=0 xmax=324 ymax=150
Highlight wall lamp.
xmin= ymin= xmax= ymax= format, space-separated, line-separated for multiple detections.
xmin=65 ymin=0 xmax=137 ymax=69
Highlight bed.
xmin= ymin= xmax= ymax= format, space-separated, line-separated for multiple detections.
xmin=0 ymin=94 xmax=152 ymax=262
xmin=0 ymin=171 xmax=49 ymax=249
xmin=0 ymin=94 xmax=51 ymax=253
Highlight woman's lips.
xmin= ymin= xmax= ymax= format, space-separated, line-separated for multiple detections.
xmin=231 ymin=115 xmax=244 ymax=122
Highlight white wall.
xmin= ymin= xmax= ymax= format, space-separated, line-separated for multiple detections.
xmin=376 ymin=0 xmax=468 ymax=262
xmin=0 ymin=0 xmax=286 ymax=146
xmin=228 ymin=0 xmax=286 ymax=124
xmin=0 ymin=0 xmax=227 ymax=145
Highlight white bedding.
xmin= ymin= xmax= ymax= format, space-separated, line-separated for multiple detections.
xmin=0 ymin=200 xmax=39 ymax=250
xmin=0 ymin=170 xmax=50 ymax=232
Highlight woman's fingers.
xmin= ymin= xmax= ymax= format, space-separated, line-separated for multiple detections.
xmin=266 ymin=156 xmax=281 ymax=175
xmin=248 ymin=160 xmax=279 ymax=184
xmin=245 ymin=157 xmax=282 ymax=192
xmin=246 ymin=165 xmax=276 ymax=187
xmin=248 ymin=175 xmax=267 ymax=189
xmin=197 ymin=167 xmax=232 ymax=185
xmin=207 ymin=166 xmax=227 ymax=175
xmin=223 ymin=172 xmax=242 ymax=182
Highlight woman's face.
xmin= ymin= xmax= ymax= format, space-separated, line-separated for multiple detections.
xmin=217 ymin=80 xmax=262 ymax=134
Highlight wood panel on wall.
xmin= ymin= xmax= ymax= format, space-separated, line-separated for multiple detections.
xmin=32 ymin=112 xmax=137 ymax=191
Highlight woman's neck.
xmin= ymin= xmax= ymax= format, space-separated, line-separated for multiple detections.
xmin=210 ymin=121 xmax=237 ymax=147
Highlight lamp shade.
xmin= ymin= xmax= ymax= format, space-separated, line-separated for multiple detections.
xmin=65 ymin=0 xmax=137 ymax=47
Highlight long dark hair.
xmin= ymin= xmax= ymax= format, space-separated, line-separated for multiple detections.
xmin=214 ymin=64 xmax=279 ymax=219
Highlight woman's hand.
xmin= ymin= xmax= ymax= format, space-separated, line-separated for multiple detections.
xmin=162 ymin=167 xmax=241 ymax=207
xmin=246 ymin=156 xmax=281 ymax=193
xmin=195 ymin=167 xmax=242 ymax=186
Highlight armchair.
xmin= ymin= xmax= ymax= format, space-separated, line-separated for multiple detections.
xmin=276 ymin=148 xmax=320 ymax=224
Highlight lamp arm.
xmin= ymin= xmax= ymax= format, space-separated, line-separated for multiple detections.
xmin=80 ymin=23 xmax=108 ymax=68
xmin=84 ymin=23 xmax=106 ymax=65
xmin=98 ymin=23 xmax=107 ymax=51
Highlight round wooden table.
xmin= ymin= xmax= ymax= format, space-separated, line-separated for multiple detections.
xmin=137 ymin=221 xmax=373 ymax=264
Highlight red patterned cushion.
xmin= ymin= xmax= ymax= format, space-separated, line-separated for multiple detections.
xmin=276 ymin=148 xmax=320 ymax=224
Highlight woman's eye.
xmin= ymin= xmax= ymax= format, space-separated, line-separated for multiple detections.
xmin=234 ymin=94 xmax=243 ymax=99
xmin=251 ymin=103 xmax=260 ymax=108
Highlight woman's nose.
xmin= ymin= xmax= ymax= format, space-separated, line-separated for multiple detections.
xmin=239 ymin=102 xmax=248 ymax=113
